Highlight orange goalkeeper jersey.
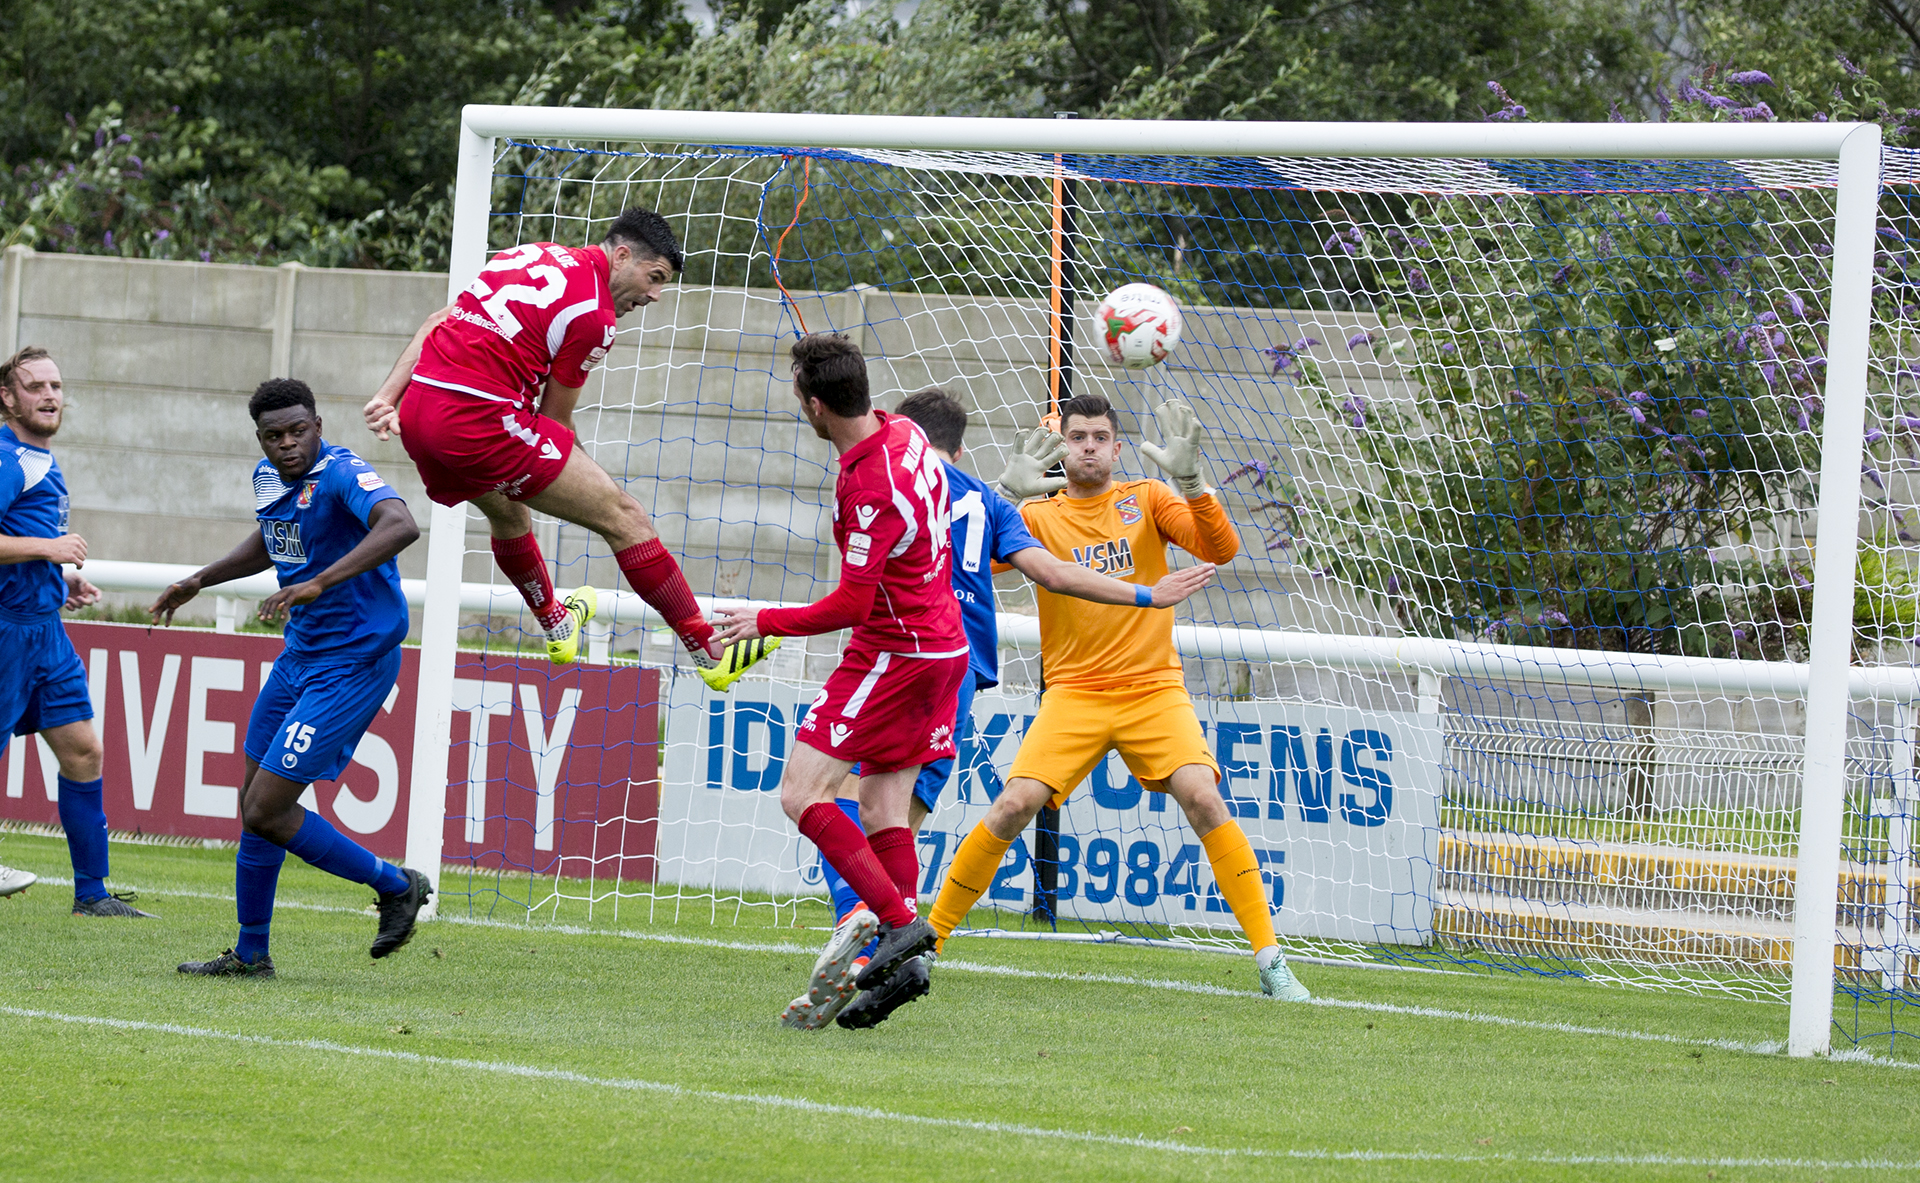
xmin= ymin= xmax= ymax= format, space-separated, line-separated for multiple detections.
xmin=1017 ymin=479 xmax=1240 ymax=692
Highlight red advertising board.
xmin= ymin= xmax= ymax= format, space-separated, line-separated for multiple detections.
xmin=0 ymin=622 xmax=660 ymax=881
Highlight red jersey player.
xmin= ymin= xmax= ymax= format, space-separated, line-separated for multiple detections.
xmin=364 ymin=208 xmax=762 ymax=682
xmin=714 ymin=333 xmax=959 ymax=1028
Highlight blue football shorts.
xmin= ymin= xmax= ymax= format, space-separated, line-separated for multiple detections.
xmin=244 ymin=648 xmax=402 ymax=785
xmin=0 ymin=615 xmax=94 ymax=757
xmin=852 ymin=672 xmax=984 ymax=814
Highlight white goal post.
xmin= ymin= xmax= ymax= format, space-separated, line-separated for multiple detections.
xmin=406 ymin=106 xmax=1891 ymax=1059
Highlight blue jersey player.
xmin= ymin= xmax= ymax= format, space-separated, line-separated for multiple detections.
xmin=812 ymin=387 xmax=1215 ymax=1029
xmin=0 ymin=347 xmax=139 ymax=914
xmin=154 ymin=379 xmax=426 ymax=978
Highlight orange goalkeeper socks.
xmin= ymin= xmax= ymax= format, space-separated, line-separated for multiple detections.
xmin=928 ymin=821 xmax=1013 ymax=939
xmin=1200 ymin=820 xmax=1279 ymax=953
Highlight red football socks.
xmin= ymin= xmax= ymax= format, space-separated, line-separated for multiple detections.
xmin=492 ymin=533 xmax=568 ymax=631
xmin=867 ymin=826 xmax=921 ymax=916
xmin=614 ymin=538 xmax=715 ymax=656
xmin=799 ymin=804 xmax=913 ymax=928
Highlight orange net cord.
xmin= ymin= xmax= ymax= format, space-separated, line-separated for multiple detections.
xmin=770 ymin=155 xmax=813 ymax=336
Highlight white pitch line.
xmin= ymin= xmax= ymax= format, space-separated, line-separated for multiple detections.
xmin=21 ymin=874 xmax=1920 ymax=1074
xmin=2 ymin=1005 xmax=1915 ymax=1173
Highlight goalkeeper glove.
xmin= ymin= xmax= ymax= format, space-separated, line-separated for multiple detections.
xmin=1140 ymin=399 xmax=1209 ymax=498
xmin=999 ymin=425 xmax=1068 ymax=500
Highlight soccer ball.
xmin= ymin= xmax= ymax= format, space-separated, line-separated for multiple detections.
xmin=1095 ymin=282 xmax=1183 ymax=369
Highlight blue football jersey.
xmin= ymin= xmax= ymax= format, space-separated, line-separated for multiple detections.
xmin=0 ymin=424 xmax=72 ymax=620
xmin=254 ymin=441 xmax=409 ymax=663
xmin=945 ymin=461 xmax=1042 ymax=688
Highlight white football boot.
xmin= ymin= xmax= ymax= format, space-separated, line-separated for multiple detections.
xmin=780 ymin=906 xmax=880 ymax=1030
xmin=0 ymin=863 xmax=35 ymax=897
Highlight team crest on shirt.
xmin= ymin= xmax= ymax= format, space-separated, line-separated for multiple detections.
xmin=297 ymin=481 xmax=317 ymax=508
xmin=1116 ymin=494 xmax=1142 ymax=525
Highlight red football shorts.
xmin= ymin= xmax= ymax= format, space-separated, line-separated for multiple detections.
xmin=797 ymin=646 xmax=969 ymax=775
xmin=398 ymin=379 xmax=575 ymax=505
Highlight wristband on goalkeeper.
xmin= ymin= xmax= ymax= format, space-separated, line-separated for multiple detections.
xmin=1135 ymin=584 xmax=1154 ymax=608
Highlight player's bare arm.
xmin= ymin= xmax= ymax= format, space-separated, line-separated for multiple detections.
xmin=259 ymin=498 xmax=419 ymax=622
xmin=363 ymin=303 xmax=454 ymax=440
xmin=149 ymin=530 xmax=272 ymax=625
xmin=538 ymin=374 xmax=584 ymax=435
xmin=1007 ymin=548 xmax=1214 ymax=607
xmin=0 ymin=531 xmax=86 ymax=566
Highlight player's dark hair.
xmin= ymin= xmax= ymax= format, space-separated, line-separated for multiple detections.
xmin=790 ymin=333 xmax=870 ymax=417
xmin=0 ymin=345 xmax=51 ymax=411
xmin=602 ymin=207 xmax=684 ymax=273
xmin=896 ymin=387 xmax=967 ymax=453
xmin=1059 ymin=392 xmax=1121 ymax=435
xmin=250 ymin=377 xmax=317 ymax=422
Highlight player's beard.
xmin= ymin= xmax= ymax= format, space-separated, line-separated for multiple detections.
xmin=1 ymin=397 xmax=60 ymax=440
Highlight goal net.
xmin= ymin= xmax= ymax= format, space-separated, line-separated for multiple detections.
xmin=418 ymin=110 xmax=1911 ymax=1054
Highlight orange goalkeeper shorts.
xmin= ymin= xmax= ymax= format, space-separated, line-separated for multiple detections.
xmin=1007 ymin=682 xmax=1220 ymax=808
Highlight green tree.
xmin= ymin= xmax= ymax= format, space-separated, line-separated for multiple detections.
xmin=0 ymin=0 xmax=691 ymax=265
xmin=1244 ymin=63 xmax=1920 ymax=658
xmin=1046 ymin=0 xmax=1658 ymax=123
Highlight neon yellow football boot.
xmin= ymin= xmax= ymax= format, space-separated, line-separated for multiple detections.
xmin=545 ymin=585 xmax=598 ymax=665
xmin=698 ymin=635 xmax=782 ymax=692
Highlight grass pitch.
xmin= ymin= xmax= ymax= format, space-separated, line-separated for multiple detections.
xmin=2 ymin=832 xmax=1916 ymax=1182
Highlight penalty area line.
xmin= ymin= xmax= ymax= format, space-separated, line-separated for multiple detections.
xmin=2 ymin=1005 xmax=1915 ymax=1173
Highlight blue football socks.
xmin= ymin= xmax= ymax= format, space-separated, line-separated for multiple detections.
xmin=234 ymin=832 xmax=286 ymax=964
xmin=56 ymin=775 xmax=110 ymax=903
xmin=282 ymin=809 xmax=409 ymax=896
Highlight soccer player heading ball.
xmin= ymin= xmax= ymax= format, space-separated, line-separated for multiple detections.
xmin=926 ymin=393 xmax=1313 ymax=1003
xmin=363 ymin=208 xmax=742 ymax=676
xmin=713 ymin=334 xmax=963 ymax=1017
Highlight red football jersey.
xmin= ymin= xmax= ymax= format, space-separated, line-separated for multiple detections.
xmin=413 ymin=242 xmax=618 ymax=407
xmin=834 ymin=411 xmax=966 ymax=654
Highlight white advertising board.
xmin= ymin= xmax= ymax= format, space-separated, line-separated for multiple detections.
xmin=658 ymin=673 xmax=1440 ymax=944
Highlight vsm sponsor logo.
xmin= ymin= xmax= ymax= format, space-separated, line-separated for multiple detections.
xmin=1071 ymin=536 xmax=1134 ymax=576
xmin=262 ymin=520 xmax=306 ymax=564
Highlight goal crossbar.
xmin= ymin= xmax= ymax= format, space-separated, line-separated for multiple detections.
xmin=460 ymin=105 xmax=1869 ymax=162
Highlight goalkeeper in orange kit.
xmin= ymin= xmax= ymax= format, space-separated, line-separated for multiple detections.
xmin=925 ymin=392 xmax=1311 ymax=1003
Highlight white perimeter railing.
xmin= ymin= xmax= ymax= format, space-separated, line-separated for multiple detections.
xmin=81 ymin=557 xmax=1920 ymax=701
